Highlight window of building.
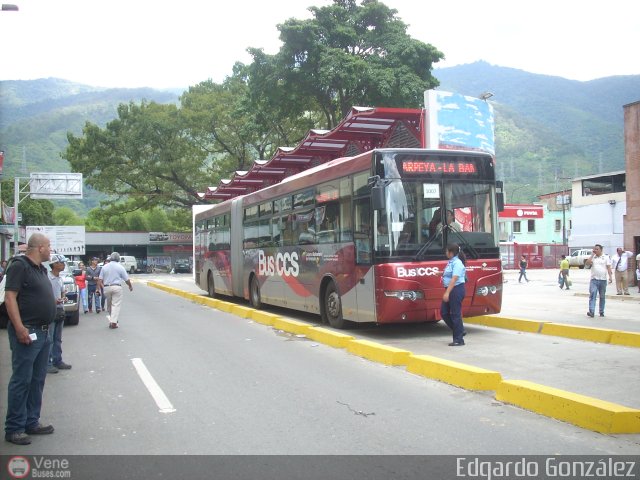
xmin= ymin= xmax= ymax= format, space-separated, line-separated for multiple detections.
xmin=582 ymin=173 xmax=625 ymax=196
xmin=555 ymin=219 xmax=561 ymax=231
xmin=528 ymin=220 xmax=535 ymax=233
xmin=513 ymin=221 xmax=521 ymax=233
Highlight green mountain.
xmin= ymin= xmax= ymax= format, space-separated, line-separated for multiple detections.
xmin=1 ymin=66 xmax=638 ymax=209
xmin=0 ymin=78 xmax=179 ymax=212
xmin=434 ymin=61 xmax=640 ymax=201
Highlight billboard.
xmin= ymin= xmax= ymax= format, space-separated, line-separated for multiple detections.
xmin=424 ymin=90 xmax=495 ymax=155
xmin=26 ymin=226 xmax=86 ymax=255
xmin=30 ymin=173 xmax=83 ymax=199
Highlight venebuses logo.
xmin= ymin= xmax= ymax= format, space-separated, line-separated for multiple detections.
xmin=7 ymin=456 xmax=30 ymax=479
xmin=258 ymin=250 xmax=300 ymax=277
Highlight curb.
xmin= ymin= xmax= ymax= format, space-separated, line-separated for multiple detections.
xmin=146 ymin=281 xmax=640 ymax=434
xmin=496 ymin=380 xmax=640 ymax=434
xmin=407 ymin=355 xmax=502 ymax=391
xmin=468 ymin=315 xmax=545 ymax=333
xmin=468 ymin=314 xmax=639 ymax=349
xmin=346 ymin=339 xmax=411 ymax=366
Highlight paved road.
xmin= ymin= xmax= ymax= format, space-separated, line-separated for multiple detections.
xmin=1 ymin=279 xmax=638 ymax=457
xmin=140 ymin=270 xmax=640 ymax=407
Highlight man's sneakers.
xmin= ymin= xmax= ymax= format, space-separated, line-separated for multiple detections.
xmin=26 ymin=423 xmax=54 ymax=435
xmin=109 ymin=322 xmax=118 ymax=329
xmin=587 ymin=311 xmax=595 ymax=317
xmin=54 ymin=362 xmax=72 ymax=370
xmin=47 ymin=365 xmax=59 ymax=374
xmin=5 ymin=432 xmax=31 ymax=445
xmin=6 ymin=424 xmax=55 ymax=444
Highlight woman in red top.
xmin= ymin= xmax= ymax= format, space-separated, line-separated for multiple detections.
xmin=75 ymin=262 xmax=88 ymax=313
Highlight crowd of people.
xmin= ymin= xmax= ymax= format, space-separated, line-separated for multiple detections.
xmin=2 ymin=234 xmax=133 ymax=445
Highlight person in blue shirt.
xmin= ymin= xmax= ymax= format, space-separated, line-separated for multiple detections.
xmin=440 ymin=243 xmax=467 ymax=346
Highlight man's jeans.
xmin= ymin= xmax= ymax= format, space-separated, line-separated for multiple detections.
xmin=5 ymin=322 xmax=51 ymax=434
xmin=589 ymin=279 xmax=608 ymax=314
xmin=48 ymin=309 xmax=65 ymax=366
xmin=87 ymin=284 xmax=101 ymax=312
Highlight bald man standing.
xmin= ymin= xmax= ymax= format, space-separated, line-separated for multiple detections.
xmin=3 ymin=233 xmax=57 ymax=445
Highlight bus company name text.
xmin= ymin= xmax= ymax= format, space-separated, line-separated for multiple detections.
xmin=397 ymin=266 xmax=440 ymax=278
xmin=258 ymin=251 xmax=300 ymax=277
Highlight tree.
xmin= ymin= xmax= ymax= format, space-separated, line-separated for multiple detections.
xmin=53 ymin=207 xmax=84 ymax=226
xmin=180 ymin=66 xmax=315 ymax=175
xmin=64 ymin=101 xmax=214 ymax=214
xmin=247 ymin=0 xmax=443 ymax=128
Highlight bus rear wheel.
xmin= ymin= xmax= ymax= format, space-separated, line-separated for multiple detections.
xmin=323 ymin=282 xmax=345 ymax=329
xmin=249 ymin=275 xmax=262 ymax=309
xmin=207 ymin=272 xmax=216 ymax=298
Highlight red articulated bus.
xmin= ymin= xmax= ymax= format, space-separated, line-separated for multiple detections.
xmin=195 ymin=109 xmax=503 ymax=328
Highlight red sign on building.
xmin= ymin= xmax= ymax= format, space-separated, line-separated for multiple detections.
xmin=498 ymin=205 xmax=544 ymax=219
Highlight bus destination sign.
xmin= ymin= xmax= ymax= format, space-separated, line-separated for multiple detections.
xmin=402 ymin=159 xmax=478 ymax=175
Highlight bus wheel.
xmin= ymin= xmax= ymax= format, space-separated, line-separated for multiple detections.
xmin=324 ymin=282 xmax=345 ymax=329
xmin=249 ymin=275 xmax=262 ymax=309
xmin=207 ymin=272 xmax=215 ymax=298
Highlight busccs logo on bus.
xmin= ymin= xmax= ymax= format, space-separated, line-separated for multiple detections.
xmin=397 ymin=266 xmax=440 ymax=278
xmin=258 ymin=250 xmax=300 ymax=277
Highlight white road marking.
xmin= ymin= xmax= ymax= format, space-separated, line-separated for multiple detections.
xmin=131 ymin=358 xmax=176 ymax=413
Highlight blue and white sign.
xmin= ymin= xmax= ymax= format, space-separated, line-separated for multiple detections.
xmin=424 ymin=90 xmax=495 ymax=155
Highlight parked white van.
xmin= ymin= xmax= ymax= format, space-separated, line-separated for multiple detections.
xmin=119 ymin=255 xmax=138 ymax=273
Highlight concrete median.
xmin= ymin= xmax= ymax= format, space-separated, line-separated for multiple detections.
xmin=496 ymin=380 xmax=640 ymax=434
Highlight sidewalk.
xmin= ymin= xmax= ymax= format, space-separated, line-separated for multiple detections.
xmin=500 ymin=267 xmax=640 ymax=332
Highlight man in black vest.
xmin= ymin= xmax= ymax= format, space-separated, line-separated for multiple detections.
xmin=3 ymin=233 xmax=57 ymax=445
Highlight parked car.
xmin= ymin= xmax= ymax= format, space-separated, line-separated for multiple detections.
xmin=173 ymin=259 xmax=192 ymax=273
xmin=59 ymin=264 xmax=80 ymax=325
xmin=568 ymin=249 xmax=593 ymax=269
xmin=119 ymin=255 xmax=138 ymax=274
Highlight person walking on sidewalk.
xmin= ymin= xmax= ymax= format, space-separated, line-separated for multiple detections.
xmin=559 ymin=255 xmax=570 ymax=290
xmin=47 ymin=254 xmax=72 ymax=374
xmin=518 ymin=255 xmax=529 ymax=283
xmin=584 ymin=244 xmax=613 ymax=318
xmin=2 ymin=233 xmax=57 ymax=446
xmin=97 ymin=252 xmax=133 ymax=329
xmin=611 ymin=247 xmax=633 ymax=295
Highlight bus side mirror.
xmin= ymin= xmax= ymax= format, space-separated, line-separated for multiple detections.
xmin=496 ymin=181 xmax=505 ymax=212
xmin=372 ymin=185 xmax=385 ymax=210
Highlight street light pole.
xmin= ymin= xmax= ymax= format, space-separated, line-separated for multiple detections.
xmin=558 ymin=177 xmax=572 ymax=246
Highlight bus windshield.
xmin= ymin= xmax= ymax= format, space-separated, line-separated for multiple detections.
xmin=374 ymin=180 xmax=497 ymax=261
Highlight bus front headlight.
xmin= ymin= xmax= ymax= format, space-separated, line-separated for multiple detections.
xmin=384 ymin=290 xmax=424 ymax=301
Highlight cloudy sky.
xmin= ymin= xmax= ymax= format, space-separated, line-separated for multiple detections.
xmin=1 ymin=0 xmax=638 ymax=89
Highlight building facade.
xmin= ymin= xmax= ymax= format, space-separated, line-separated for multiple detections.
xmin=568 ymin=171 xmax=626 ymax=253
xmin=623 ymin=101 xmax=640 ymax=285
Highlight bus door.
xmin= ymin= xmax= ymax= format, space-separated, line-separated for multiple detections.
xmin=350 ymin=197 xmax=376 ymax=322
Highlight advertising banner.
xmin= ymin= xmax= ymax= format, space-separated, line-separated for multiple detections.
xmin=26 ymin=226 xmax=86 ymax=255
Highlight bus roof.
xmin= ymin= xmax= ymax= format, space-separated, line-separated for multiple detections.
xmin=198 ymin=106 xmax=423 ymax=201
